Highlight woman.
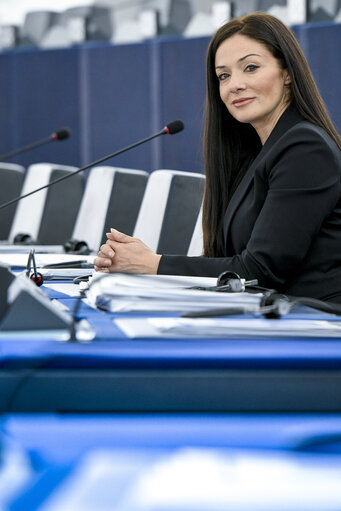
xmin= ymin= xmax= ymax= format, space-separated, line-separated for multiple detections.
xmin=94 ymin=13 xmax=341 ymax=303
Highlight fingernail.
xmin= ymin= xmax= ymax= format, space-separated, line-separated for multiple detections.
xmin=108 ymin=251 xmax=114 ymax=258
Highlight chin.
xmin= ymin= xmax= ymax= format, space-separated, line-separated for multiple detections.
xmin=229 ymin=107 xmax=257 ymax=124
xmin=233 ymin=113 xmax=257 ymax=125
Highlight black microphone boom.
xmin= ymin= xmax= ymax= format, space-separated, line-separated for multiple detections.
xmin=0 ymin=120 xmax=184 ymax=212
xmin=0 ymin=127 xmax=71 ymax=161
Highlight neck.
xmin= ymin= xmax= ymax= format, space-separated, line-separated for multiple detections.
xmin=253 ymin=102 xmax=290 ymax=145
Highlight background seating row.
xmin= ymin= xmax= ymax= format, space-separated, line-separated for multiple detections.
xmin=0 ymin=162 xmax=205 ymax=256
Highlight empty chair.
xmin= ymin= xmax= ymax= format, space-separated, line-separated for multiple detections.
xmin=187 ymin=204 xmax=203 ymax=256
xmin=162 ymin=0 xmax=193 ymax=35
xmin=133 ymin=169 xmax=205 ymax=255
xmin=60 ymin=5 xmax=113 ymax=42
xmin=70 ymin=166 xmax=149 ymax=253
xmin=20 ymin=11 xmax=60 ymax=46
xmin=0 ymin=163 xmax=25 ymax=240
xmin=308 ymin=0 xmax=338 ymax=22
xmin=9 ymin=163 xmax=84 ymax=245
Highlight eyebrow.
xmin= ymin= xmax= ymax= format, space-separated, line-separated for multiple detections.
xmin=215 ymin=53 xmax=262 ymax=70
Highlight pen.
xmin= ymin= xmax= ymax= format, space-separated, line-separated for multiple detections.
xmin=42 ymin=260 xmax=94 ymax=269
xmin=182 ymin=307 xmax=246 ymax=318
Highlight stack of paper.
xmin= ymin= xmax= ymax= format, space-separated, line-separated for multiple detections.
xmin=86 ymin=273 xmax=262 ymax=313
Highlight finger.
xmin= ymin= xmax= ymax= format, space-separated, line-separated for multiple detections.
xmin=97 ymin=249 xmax=113 ymax=258
xmin=93 ymin=256 xmax=112 ymax=268
xmin=109 ymin=228 xmax=132 ymax=243
xmin=99 ymin=243 xmax=115 ymax=258
xmin=94 ymin=266 xmax=109 ymax=273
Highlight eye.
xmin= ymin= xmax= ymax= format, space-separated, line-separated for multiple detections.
xmin=245 ymin=64 xmax=259 ymax=72
xmin=217 ymin=72 xmax=230 ymax=81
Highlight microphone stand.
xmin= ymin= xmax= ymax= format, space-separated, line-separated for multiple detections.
xmin=0 ymin=136 xmax=55 ymax=161
xmin=0 ymin=128 xmax=70 ymax=161
xmin=0 ymin=123 xmax=181 ymax=212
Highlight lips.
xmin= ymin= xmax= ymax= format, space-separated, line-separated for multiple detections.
xmin=232 ymin=98 xmax=255 ymax=107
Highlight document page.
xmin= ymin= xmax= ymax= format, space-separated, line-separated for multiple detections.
xmin=34 ymin=447 xmax=341 ymax=511
xmin=115 ymin=316 xmax=341 ymax=339
xmin=0 ymin=253 xmax=94 ymax=269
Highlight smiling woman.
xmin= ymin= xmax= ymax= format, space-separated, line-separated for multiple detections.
xmin=94 ymin=12 xmax=341 ymax=304
xmin=215 ymin=34 xmax=292 ymax=144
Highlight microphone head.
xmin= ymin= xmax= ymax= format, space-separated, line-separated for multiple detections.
xmin=163 ymin=120 xmax=184 ymax=135
xmin=53 ymin=127 xmax=71 ymax=141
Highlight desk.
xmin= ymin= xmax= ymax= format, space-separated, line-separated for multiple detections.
xmin=2 ymin=413 xmax=341 ymax=510
xmin=0 ymin=283 xmax=341 ymax=413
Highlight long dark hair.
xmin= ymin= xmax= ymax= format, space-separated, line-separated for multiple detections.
xmin=203 ymin=12 xmax=341 ymax=257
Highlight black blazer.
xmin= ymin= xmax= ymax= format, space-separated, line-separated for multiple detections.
xmin=158 ymin=106 xmax=341 ymax=302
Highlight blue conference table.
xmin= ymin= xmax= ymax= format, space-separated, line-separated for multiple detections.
xmin=1 ymin=282 xmax=341 ymax=509
xmin=2 ymin=412 xmax=341 ymax=510
xmin=1 ymin=283 xmax=341 ymax=413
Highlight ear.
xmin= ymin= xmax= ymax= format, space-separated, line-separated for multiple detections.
xmin=284 ymin=71 xmax=291 ymax=85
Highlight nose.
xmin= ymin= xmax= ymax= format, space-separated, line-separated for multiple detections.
xmin=228 ymin=73 xmax=246 ymax=94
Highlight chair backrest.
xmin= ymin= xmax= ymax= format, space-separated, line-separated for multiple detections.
xmin=0 ymin=163 xmax=25 ymax=240
xmin=187 ymin=204 xmax=203 ymax=256
xmin=20 ymin=11 xmax=60 ymax=46
xmin=9 ymin=163 xmax=84 ymax=244
xmin=61 ymin=6 xmax=113 ymax=41
xmin=133 ymin=169 xmax=205 ymax=255
xmin=71 ymin=166 xmax=149 ymax=252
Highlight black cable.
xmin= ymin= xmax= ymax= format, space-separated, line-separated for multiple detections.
xmin=68 ymin=287 xmax=87 ymax=342
xmin=288 ymin=296 xmax=341 ymax=316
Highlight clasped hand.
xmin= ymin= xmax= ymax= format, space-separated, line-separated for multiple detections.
xmin=94 ymin=228 xmax=161 ymax=274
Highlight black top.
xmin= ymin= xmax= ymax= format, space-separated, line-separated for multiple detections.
xmin=158 ymin=105 xmax=341 ymax=302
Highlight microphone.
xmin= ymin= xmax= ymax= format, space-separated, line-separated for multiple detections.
xmin=162 ymin=120 xmax=184 ymax=135
xmin=0 ymin=127 xmax=71 ymax=161
xmin=0 ymin=120 xmax=184 ymax=212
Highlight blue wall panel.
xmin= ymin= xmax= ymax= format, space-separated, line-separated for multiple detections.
xmin=158 ymin=36 xmax=208 ymax=173
xmin=0 ymin=47 xmax=81 ymax=168
xmin=79 ymin=42 xmax=153 ymax=170
xmin=293 ymin=23 xmax=341 ymax=133
xmin=0 ymin=22 xmax=340 ymax=175
xmin=0 ymin=53 xmax=14 ymax=158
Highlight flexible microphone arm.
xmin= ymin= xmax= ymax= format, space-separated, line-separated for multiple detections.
xmin=0 ymin=128 xmax=71 ymax=162
xmin=0 ymin=120 xmax=184 ymax=212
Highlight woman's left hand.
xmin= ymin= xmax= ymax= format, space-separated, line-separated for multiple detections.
xmin=93 ymin=228 xmax=161 ymax=274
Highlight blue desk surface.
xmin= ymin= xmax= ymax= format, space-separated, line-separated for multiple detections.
xmin=3 ymin=413 xmax=341 ymax=460
xmin=1 ymin=286 xmax=341 ymax=370
xmin=2 ymin=413 xmax=341 ymax=510
xmin=0 ymin=284 xmax=341 ymax=413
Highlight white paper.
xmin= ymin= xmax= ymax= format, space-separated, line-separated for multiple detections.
xmin=115 ymin=316 xmax=341 ymax=339
xmin=0 ymin=244 xmax=65 ymax=253
xmin=0 ymin=253 xmax=94 ymax=269
xmin=44 ymin=283 xmax=82 ymax=297
xmin=39 ymin=268 xmax=94 ymax=280
xmin=37 ymin=447 xmax=341 ymax=511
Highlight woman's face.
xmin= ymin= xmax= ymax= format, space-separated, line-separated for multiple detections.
xmin=215 ymin=33 xmax=291 ymax=144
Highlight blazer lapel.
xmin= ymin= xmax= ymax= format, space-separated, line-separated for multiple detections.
xmin=223 ymin=105 xmax=304 ymax=245
xmin=223 ymin=148 xmax=265 ymax=240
